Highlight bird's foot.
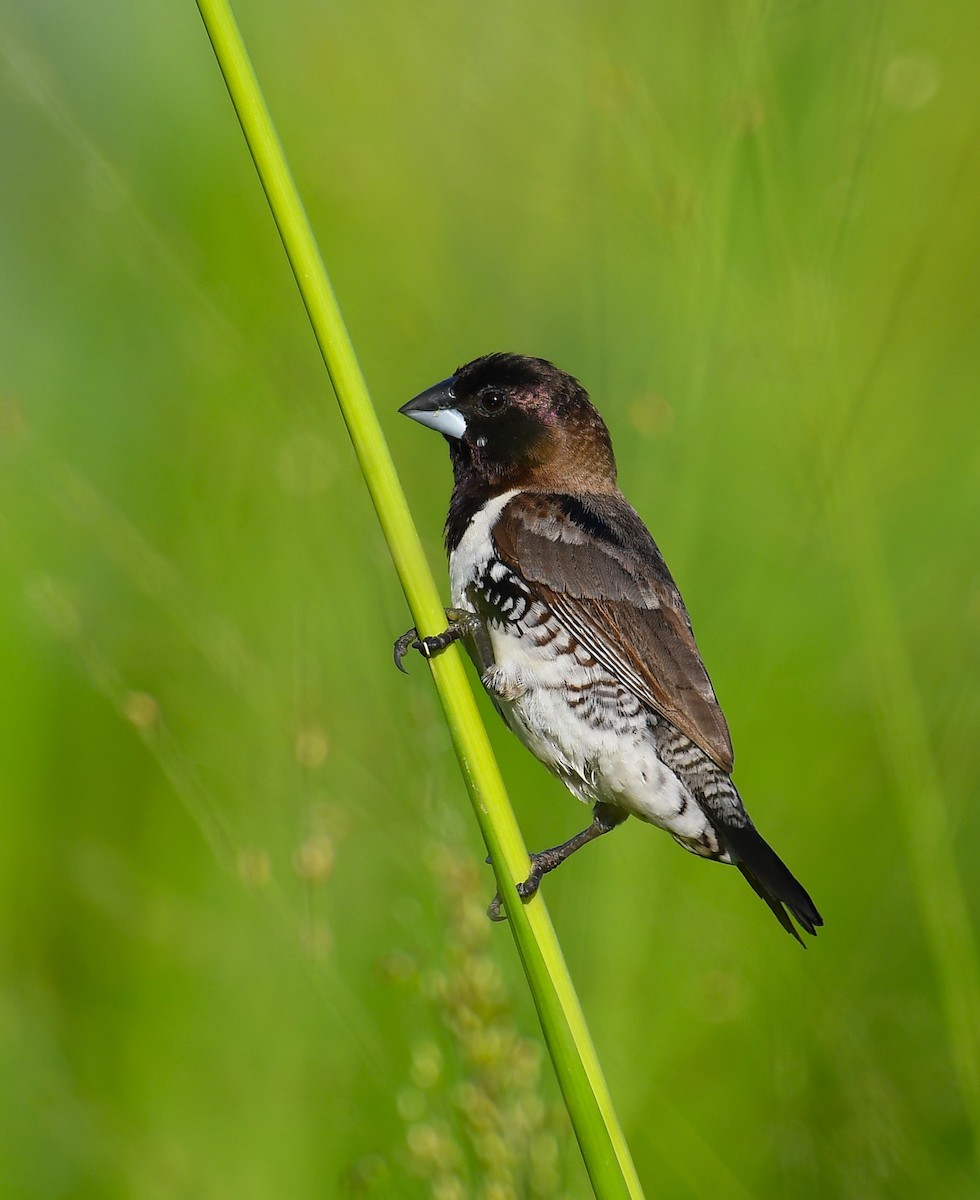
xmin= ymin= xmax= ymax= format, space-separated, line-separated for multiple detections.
xmin=486 ymin=848 xmax=566 ymax=922
xmin=484 ymin=804 xmax=627 ymax=921
xmin=393 ymin=609 xmax=480 ymax=673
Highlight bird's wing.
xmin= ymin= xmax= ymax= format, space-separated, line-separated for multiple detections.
xmin=492 ymin=491 xmax=734 ymax=772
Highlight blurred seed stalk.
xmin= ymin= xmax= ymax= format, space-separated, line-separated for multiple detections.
xmin=398 ymin=848 xmax=571 ymax=1200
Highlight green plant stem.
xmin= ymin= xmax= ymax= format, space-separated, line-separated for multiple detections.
xmin=194 ymin=2 xmax=645 ymax=1195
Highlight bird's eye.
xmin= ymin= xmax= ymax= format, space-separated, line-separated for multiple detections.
xmin=480 ymin=389 xmax=507 ymax=414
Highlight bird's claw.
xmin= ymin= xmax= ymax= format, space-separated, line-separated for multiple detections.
xmin=392 ymin=627 xmax=449 ymax=672
xmin=485 ymin=857 xmax=546 ymax=922
xmin=393 ymin=627 xmax=422 ymax=673
xmin=393 ymin=609 xmax=480 ymax=673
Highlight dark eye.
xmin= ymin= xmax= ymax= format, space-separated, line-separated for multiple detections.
xmin=480 ymin=389 xmax=507 ymax=414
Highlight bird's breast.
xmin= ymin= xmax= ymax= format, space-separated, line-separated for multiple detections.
xmin=448 ymin=496 xmax=652 ymax=803
xmin=448 ymin=489 xmax=520 ymax=611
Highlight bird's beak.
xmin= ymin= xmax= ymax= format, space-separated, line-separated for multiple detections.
xmin=399 ymin=377 xmax=467 ymax=439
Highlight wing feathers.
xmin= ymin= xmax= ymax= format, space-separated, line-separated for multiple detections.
xmin=493 ymin=491 xmax=734 ymax=772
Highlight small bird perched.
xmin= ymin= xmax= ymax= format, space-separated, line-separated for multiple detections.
xmin=396 ymin=353 xmax=822 ymax=943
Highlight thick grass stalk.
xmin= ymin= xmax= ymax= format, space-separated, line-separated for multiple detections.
xmin=193 ymin=2 xmax=645 ymax=1195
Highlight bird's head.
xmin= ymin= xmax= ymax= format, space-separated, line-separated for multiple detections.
xmin=399 ymin=353 xmax=618 ymax=494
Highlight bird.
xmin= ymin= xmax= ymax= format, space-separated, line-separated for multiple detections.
xmin=395 ymin=353 xmax=822 ymax=943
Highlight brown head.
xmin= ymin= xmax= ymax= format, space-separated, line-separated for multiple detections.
xmin=399 ymin=353 xmax=618 ymax=497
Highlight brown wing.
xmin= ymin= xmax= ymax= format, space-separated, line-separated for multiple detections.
xmin=493 ymin=491 xmax=734 ymax=772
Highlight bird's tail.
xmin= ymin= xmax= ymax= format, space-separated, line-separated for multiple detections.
xmin=721 ymin=821 xmax=823 ymax=946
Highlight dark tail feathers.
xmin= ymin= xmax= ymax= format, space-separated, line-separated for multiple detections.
xmin=722 ymin=822 xmax=823 ymax=946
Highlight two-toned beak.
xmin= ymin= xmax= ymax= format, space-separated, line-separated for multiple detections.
xmin=398 ymin=377 xmax=467 ymax=440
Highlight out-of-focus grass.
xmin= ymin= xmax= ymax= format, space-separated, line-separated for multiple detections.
xmin=1 ymin=2 xmax=978 ymax=1197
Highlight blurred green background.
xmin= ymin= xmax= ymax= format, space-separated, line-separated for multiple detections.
xmin=1 ymin=1 xmax=978 ymax=1196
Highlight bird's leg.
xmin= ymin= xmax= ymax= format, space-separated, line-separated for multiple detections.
xmin=393 ymin=608 xmax=481 ymax=673
xmin=487 ymin=802 xmax=628 ymax=922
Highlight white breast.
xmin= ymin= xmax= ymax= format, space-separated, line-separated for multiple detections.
xmin=449 ymin=489 xmax=520 ymax=609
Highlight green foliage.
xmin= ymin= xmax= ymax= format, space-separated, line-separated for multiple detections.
xmin=0 ymin=1 xmax=978 ymax=1197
